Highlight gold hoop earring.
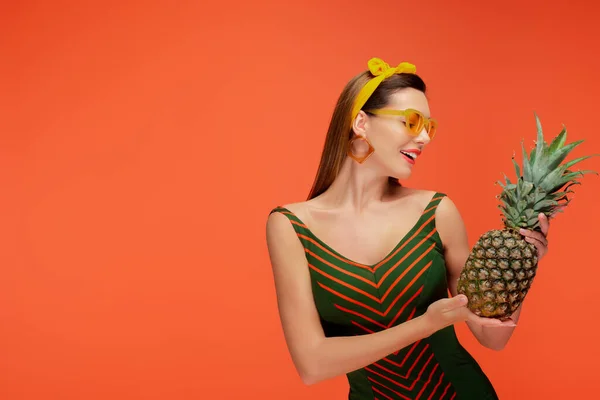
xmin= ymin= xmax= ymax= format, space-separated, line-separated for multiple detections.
xmin=347 ymin=136 xmax=374 ymax=164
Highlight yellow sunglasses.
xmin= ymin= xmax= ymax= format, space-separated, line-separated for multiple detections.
xmin=365 ymin=108 xmax=437 ymax=140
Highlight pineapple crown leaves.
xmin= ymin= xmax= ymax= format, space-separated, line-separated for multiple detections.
xmin=495 ymin=112 xmax=599 ymax=230
xmin=524 ymin=113 xmax=599 ymax=191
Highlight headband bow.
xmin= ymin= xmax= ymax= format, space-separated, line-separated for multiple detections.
xmin=351 ymin=57 xmax=417 ymax=122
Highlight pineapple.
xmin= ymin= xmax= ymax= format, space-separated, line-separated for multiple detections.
xmin=457 ymin=114 xmax=598 ymax=319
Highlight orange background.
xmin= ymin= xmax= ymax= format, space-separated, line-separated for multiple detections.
xmin=1 ymin=1 xmax=599 ymax=399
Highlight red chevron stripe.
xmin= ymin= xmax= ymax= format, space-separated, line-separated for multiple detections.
xmin=369 ymin=344 xmax=429 ymax=382
xmin=440 ymin=382 xmax=453 ymax=399
xmin=378 ymin=243 xmax=435 ymax=301
xmin=450 ymin=392 xmax=456 ymax=399
xmin=384 ymin=261 xmax=432 ymax=315
xmin=407 ymin=308 xmax=417 ymax=319
xmin=369 ymin=379 xmax=412 ymax=400
xmin=367 ymin=352 xmax=434 ymax=390
xmin=288 ymin=219 xmax=307 ymax=229
xmin=279 ymin=208 xmax=375 ymax=271
xmin=334 ymin=304 xmax=387 ymax=329
xmin=307 ymin=234 xmax=434 ymax=293
xmin=351 ymin=320 xmax=375 ymax=333
xmin=427 ymin=372 xmax=445 ymax=400
xmin=323 ymin=270 xmax=426 ymax=322
xmin=306 ymin=248 xmax=377 ymax=287
xmin=392 ymin=307 xmax=418 ymax=356
xmin=370 ymin=378 xmax=412 ymax=400
xmin=423 ymin=196 xmax=444 ymax=215
xmin=352 ymin=311 xmax=414 ymax=336
xmin=378 ymin=236 xmax=436 ymax=293
xmin=416 ymin=363 xmax=439 ymax=399
xmin=371 ymin=386 xmax=393 ymax=400
xmin=318 ymin=282 xmax=383 ymax=316
xmin=373 ymin=214 xmax=436 ymax=271
xmin=386 ymin=340 xmax=421 ymax=367
xmin=347 ymin=316 xmax=424 ymax=362
xmin=389 ymin=290 xmax=422 ymax=328
xmin=366 ymin=366 xmax=413 ymax=390
xmin=309 ymin=264 xmax=381 ymax=303
xmin=297 ymin=233 xmax=373 ymax=271
xmin=375 ymin=344 xmax=426 ymax=380
xmin=423 ymin=204 xmax=441 ymax=215
xmin=373 ymin=361 xmax=412 ymax=379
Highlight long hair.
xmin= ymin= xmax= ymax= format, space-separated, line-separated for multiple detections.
xmin=306 ymin=70 xmax=427 ymax=200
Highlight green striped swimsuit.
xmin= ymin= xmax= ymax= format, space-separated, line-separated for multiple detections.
xmin=271 ymin=193 xmax=499 ymax=400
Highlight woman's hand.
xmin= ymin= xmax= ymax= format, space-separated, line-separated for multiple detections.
xmin=519 ymin=212 xmax=551 ymax=260
xmin=423 ymin=295 xmax=515 ymax=332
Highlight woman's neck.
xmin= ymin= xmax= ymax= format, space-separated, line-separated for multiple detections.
xmin=315 ymin=158 xmax=397 ymax=213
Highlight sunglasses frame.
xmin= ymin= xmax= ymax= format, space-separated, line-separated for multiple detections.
xmin=364 ymin=108 xmax=437 ymax=140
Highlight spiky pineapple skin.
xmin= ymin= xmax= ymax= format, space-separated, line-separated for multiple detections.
xmin=457 ymin=229 xmax=538 ymax=319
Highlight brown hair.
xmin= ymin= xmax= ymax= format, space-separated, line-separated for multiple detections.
xmin=306 ymin=70 xmax=427 ymax=200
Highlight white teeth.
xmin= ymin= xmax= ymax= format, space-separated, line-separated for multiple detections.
xmin=401 ymin=151 xmax=417 ymax=160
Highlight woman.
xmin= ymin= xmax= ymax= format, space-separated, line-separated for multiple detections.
xmin=266 ymin=58 xmax=549 ymax=399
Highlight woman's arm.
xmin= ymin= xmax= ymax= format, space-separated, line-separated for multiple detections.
xmin=266 ymin=211 xmax=484 ymax=385
xmin=435 ymin=196 xmax=523 ymax=351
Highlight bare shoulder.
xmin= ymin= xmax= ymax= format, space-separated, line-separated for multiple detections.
xmin=267 ymin=199 xmax=307 ymax=223
xmin=436 ymin=194 xmax=461 ymax=218
xmin=396 ymin=187 xmax=439 ymax=208
xmin=279 ymin=200 xmax=311 ymax=217
xmin=266 ymin=207 xmax=296 ymax=242
xmin=268 ymin=198 xmax=321 ymax=230
xmin=435 ymin=194 xmax=468 ymax=222
xmin=434 ymin=194 xmax=469 ymax=247
xmin=266 ymin=201 xmax=309 ymax=262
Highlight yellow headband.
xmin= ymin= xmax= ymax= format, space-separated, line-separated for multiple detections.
xmin=351 ymin=57 xmax=417 ymax=122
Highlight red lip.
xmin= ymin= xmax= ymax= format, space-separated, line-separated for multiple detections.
xmin=400 ymin=149 xmax=420 ymax=166
xmin=401 ymin=152 xmax=416 ymax=165
xmin=401 ymin=148 xmax=422 ymax=155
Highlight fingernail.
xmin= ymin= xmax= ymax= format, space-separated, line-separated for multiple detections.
xmin=519 ymin=229 xmax=526 ymax=234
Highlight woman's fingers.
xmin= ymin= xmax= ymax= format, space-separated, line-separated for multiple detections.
xmin=519 ymin=228 xmax=548 ymax=246
xmin=465 ymin=312 xmax=515 ymax=327
xmin=538 ymin=213 xmax=550 ymax=237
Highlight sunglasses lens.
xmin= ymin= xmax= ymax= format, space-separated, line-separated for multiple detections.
xmin=405 ymin=110 xmax=423 ymax=134
xmin=428 ymin=120 xmax=437 ymax=140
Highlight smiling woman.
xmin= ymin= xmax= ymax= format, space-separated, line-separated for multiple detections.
xmin=265 ymin=57 xmax=550 ymax=400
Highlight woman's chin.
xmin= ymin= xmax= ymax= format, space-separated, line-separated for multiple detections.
xmin=390 ymin=169 xmax=412 ymax=180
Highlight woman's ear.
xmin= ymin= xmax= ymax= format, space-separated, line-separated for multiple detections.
xmin=352 ymin=110 xmax=369 ymax=136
